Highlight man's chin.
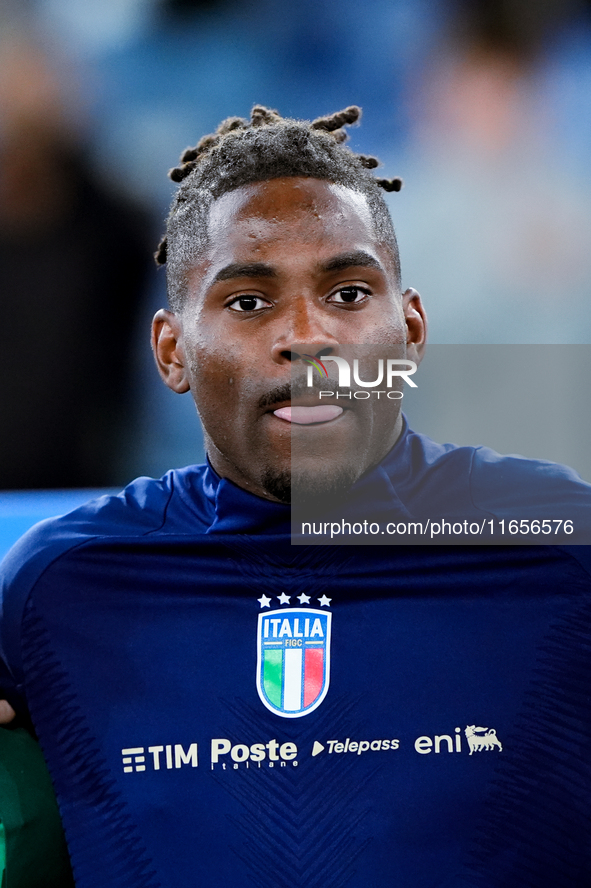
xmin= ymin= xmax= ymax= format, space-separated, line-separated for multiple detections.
xmin=261 ymin=465 xmax=359 ymax=507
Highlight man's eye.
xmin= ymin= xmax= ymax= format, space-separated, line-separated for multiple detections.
xmin=227 ymin=296 xmax=269 ymax=312
xmin=329 ymin=286 xmax=369 ymax=304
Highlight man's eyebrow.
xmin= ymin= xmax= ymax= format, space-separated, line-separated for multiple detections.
xmin=320 ymin=251 xmax=383 ymax=274
xmin=212 ymin=262 xmax=277 ymax=283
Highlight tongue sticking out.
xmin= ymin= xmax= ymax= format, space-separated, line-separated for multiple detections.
xmin=273 ymin=405 xmax=343 ymax=424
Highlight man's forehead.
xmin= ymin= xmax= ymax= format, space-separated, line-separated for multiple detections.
xmin=207 ymin=177 xmax=375 ymax=234
xmin=183 ymin=176 xmax=398 ymax=298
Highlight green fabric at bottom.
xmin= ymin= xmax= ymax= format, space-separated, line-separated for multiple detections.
xmin=0 ymin=820 xmax=6 ymax=887
xmin=0 ymin=726 xmax=73 ymax=887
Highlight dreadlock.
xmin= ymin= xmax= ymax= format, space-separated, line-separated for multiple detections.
xmin=156 ymin=105 xmax=403 ymax=311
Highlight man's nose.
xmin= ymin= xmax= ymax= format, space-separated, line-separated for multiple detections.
xmin=270 ymin=300 xmax=339 ymax=364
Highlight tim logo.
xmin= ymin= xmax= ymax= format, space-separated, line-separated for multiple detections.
xmin=465 ymin=725 xmax=503 ymax=755
xmin=257 ymin=609 xmax=331 ymax=718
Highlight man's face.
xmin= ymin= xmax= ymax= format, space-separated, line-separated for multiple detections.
xmin=153 ymin=177 xmax=425 ymax=503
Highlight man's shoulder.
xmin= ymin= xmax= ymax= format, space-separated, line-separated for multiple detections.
xmin=389 ymin=426 xmax=591 ymax=539
xmin=0 ymin=465 xmax=210 ymax=592
xmin=404 ymin=426 xmax=591 ymax=501
xmin=0 ymin=466 xmax=210 ymax=699
xmin=468 ymin=442 xmax=591 ymax=512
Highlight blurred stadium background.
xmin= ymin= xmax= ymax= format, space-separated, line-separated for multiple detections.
xmin=2 ymin=0 xmax=591 ymax=556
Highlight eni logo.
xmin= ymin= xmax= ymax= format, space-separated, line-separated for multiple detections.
xmin=414 ymin=724 xmax=504 ymax=755
xmin=464 ymin=725 xmax=503 ymax=755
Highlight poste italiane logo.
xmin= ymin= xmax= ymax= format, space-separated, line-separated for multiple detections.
xmin=256 ymin=593 xmax=332 ymax=718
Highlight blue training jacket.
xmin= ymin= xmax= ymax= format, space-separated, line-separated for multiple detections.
xmin=2 ymin=422 xmax=591 ymax=888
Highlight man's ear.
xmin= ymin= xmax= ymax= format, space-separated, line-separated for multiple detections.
xmin=151 ymin=309 xmax=191 ymax=393
xmin=403 ymin=288 xmax=427 ymax=365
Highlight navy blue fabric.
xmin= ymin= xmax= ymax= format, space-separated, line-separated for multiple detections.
xmin=293 ymin=419 xmax=591 ymax=539
xmin=2 ymin=424 xmax=591 ymax=887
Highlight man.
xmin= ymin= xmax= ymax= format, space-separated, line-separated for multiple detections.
xmin=2 ymin=106 xmax=591 ymax=887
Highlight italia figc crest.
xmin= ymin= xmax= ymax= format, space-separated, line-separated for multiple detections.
xmin=256 ymin=594 xmax=332 ymax=718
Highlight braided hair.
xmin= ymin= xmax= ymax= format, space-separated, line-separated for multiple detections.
xmin=156 ymin=105 xmax=403 ymax=311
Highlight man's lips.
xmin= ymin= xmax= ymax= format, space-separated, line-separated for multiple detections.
xmin=272 ymin=405 xmax=344 ymax=424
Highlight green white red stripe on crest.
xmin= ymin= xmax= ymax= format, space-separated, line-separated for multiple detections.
xmin=256 ymin=608 xmax=331 ymax=718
